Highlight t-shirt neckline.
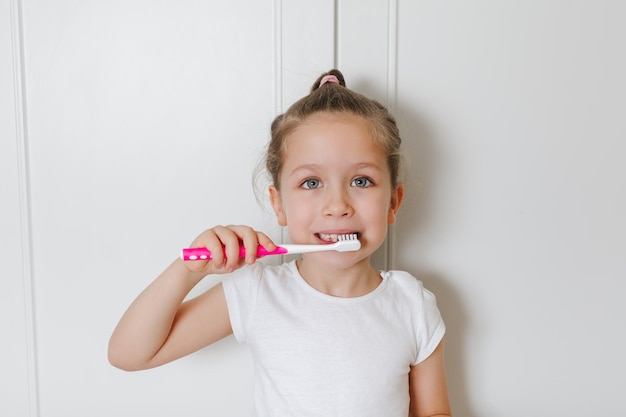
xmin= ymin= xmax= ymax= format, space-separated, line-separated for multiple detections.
xmin=287 ymin=260 xmax=390 ymax=303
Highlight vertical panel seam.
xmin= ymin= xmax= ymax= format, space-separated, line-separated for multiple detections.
xmin=387 ymin=0 xmax=398 ymax=113
xmin=387 ymin=0 xmax=398 ymax=270
xmin=273 ymin=0 xmax=283 ymax=116
xmin=333 ymin=0 xmax=339 ymax=69
xmin=273 ymin=0 xmax=287 ymax=253
xmin=9 ymin=0 xmax=40 ymax=416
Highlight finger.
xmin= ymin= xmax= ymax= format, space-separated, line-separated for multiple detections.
xmin=256 ymin=232 xmax=276 ymax=253
xmin=226 ymin=225 xmax=259 ymax=265
xmin=186 ymin=228 xmax=222 ymax=272
xmin=211 ymin=225 xmax=240 ymax=271
xmin=236 ymin=226 xmax=260 ymax=264
xmin=202 ymin=227 xmax=229 ymax=270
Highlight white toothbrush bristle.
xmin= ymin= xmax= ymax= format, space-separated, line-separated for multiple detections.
xmin=335 ymin=233 xmax=361 ymax=251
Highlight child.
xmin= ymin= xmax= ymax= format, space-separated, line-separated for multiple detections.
xmin=109 ymin=69 xmax=451 ymax=417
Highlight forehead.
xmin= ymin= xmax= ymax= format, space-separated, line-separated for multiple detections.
xmin=283 ymin=113 xmax=385 ymax=163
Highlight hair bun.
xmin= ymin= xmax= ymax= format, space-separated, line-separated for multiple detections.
xmin=311 ymin=69 xmax=346 ymax=92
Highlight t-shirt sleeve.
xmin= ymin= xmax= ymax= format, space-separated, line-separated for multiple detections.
xmin=221 ymin=262 xmax=263 ymax=343
xmin=412 ymin=280 xmax=446 ymax=366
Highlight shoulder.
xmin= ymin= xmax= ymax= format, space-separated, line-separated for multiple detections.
xmin=222 ymin=260 xmax=295 ymax=292
xmin=383 ymin=270 xmax=433 ymax=298
xmin=221 ymin=261 xmax=296 ymax=343
xmin=383 ymin=271 xmax=446 ymax=365
xmin=381 ymin=270 xmax=443 ymax=322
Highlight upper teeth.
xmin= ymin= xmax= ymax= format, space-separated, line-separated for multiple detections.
xmin=319 ymin=233 xmax=339 ymax=242
xmin=319 ymin=233 xmax=357 ymax=242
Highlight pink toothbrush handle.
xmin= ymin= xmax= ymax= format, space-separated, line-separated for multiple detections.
xmin=181 ymin=245 xmax=288 ymax=261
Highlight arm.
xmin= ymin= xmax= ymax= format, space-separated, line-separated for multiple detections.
xmin=408 ymin=340 xmax=452 ymax=417
xmin=108 ymin=225 xmax=275 ymax=371
xmin=107 ymin=259 xmax=230 ymax=371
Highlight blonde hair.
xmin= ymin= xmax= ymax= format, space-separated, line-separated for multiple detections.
xmin=265 ymin=69 xmax=403 ymax=190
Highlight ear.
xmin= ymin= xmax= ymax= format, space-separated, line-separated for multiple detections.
xmin=387 ymin=183 xmax=404 ymax=225
xmin=269 ymin=185 xmax=288 ymax=227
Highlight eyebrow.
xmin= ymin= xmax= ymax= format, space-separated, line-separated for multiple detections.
xmin=290 ymin=162 xmax=384 ymax=175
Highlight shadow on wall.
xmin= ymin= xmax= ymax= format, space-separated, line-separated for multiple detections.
xmin=393 ymin=100 xmax=477 ymax=417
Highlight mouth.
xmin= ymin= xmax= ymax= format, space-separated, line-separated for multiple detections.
xmin=315 ymin=232 xmax=361 ymax=244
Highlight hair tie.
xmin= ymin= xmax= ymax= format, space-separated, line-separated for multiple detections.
xmin=319 ymin=75 xmax=339 ymax=87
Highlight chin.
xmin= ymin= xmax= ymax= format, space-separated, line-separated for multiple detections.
xmin=302 ymin=251 xmax=370 ymax=269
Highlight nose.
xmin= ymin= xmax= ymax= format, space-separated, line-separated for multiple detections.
xmin=322 ymin=186 xmax=354 ymax=218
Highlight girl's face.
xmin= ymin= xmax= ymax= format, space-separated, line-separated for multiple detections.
xmin=269 ymin=113 xmax=404 ymax=268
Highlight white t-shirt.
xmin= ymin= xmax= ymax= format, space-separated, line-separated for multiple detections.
xmin=222 ymin=260 xmax=445 ymax=417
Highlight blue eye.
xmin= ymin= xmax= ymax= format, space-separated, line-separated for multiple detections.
xmin=301 ymin=178 xmax=321 ymax=189
xmin=351 ymin=177 xmax=373 ymax=187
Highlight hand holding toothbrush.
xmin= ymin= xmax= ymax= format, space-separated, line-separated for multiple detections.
xmin=182 ymin=225 xmax=361 ymax=270
xmin=183 ymin=225 xmax=277 ymax=275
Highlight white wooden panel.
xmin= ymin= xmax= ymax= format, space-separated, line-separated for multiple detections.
xmin=0 ymin=0 xmax=35 ymax=416
xmin=395 ymin=1 xmax=626 ymax=416
xmin=337 ymin=0 xmax=393 ymax=102
xmin=281 ymin=0 xmax=335 ymax=107
xmin=20 ymin=1 xmax=275 ymax=416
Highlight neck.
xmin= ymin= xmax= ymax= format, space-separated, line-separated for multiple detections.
xmin=295 ymin=257 xmax=382 ymax=298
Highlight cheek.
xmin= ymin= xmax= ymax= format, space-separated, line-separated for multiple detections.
xmin=280 ymin=195 xmax=303 ymax=217
xmin=365 ymin=191 xmax=391 ymax=212
xmin=284 ymin=201 xmax=314 ymax=222
xmin=367 ymin=195 xmax=394 ymax=224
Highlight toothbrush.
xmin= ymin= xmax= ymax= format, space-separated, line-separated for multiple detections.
xmin=181 ymin=233 xmax=360 ymax=261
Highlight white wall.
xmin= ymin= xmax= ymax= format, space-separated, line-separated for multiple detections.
xmin=393 ymin=2 xmax=626 ymax=415
xmin=1 ymin=1 xmax=33 ymax=415
xmin=2 ymin=1 xmax=624 ymax=416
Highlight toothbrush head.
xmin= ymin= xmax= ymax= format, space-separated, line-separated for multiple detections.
xmin=334 ymin=233 xmax=361 ymax=252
